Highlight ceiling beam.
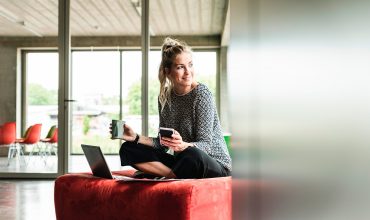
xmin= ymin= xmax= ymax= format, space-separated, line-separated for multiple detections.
xmin=0 ymin=35 xmax=221 ymax=48
xmin=221 ymin=0 xmax=230 ymax=47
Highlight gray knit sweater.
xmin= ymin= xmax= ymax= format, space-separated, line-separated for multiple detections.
xmin=153 ymin=83 xmax=232 ymax=171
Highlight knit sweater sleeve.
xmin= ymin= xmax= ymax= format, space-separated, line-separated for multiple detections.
xmin=191 ymin=88 xmax=215 ymax=154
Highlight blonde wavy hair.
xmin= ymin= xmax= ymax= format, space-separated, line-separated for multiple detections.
xmin=158 ymin=37 xmax=192 ymax=111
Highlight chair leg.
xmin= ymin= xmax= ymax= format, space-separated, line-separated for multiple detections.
xmin=7 ymin=144 xmax=14 ymax=166
xmin=52 ymin=143 xmax=58 ymax=157
xmin=6 ymin=144 xmax=27 ymax=167
xmin=28 ymin=143 xmax=36 ymax=165
xmin=42 ymin=143 xmax=49 ymax=165
xmin=29 ymin=143 xmax=37 ymax=157
xmin=18 ymin=144 xmax=27 ymax=166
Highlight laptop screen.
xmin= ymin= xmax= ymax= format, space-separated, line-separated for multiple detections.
xmin=81 ymin=144 xmax=113 ymax=179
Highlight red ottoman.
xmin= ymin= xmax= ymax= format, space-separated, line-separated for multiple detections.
xmin=54 ymin=170 xmax=231 ymax=220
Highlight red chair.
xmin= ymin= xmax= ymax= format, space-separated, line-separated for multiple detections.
xmin=0 ymin=122 xmax=19 ymax=166
xmin=15 ymin=125 xmax=32 ymax=143
xmin=41 ymin=125 xmax=57 ymax=143
xmin=41 ymin=126 xmax=58 ymax=157
xmin=0 ymin=122 xmax=16 ymax=145
xmin=16 ymin=124 xmax=42 ymax=161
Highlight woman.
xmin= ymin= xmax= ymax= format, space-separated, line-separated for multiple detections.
xmin=116 ymin=37 xmax=231 ymax=179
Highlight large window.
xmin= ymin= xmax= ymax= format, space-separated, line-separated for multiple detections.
xmin=121 ymin=51 xmax=142 ymax=137
xmin=193 ymin=51 xmax=217 ymax=97
xmin=25 ymin=49 xmax=218 ymax=154
xmin=71 ymin=51 xmax=121 ymax=154
xmin=26 ymin=52 xmax=59 ymax=137
xmin=24 ymin=51 xmax=58 ymax=173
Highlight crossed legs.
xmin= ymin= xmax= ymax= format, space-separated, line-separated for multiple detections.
xmin=119 ymin=141 xmax=230 ymax=179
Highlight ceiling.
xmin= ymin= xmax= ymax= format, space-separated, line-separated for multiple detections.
xmin=0 ymin=0 xmax=229 ymax=39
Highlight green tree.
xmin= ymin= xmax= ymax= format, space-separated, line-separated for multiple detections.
xmin=28 ymin=83 xmax=58 ymax=105
xmin=148 ymin=79 xmax=160 ymax=115
xmin=83 ymin=116 xmax=91 ymax=135
xmin=125 ymin=82 xmax=141 ymax=115
xmin=125 ymin=79 xmax=159 ymax=115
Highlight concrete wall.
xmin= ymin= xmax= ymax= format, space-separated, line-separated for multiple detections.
xmin=0 ymin=45 xmax=17 ymax=124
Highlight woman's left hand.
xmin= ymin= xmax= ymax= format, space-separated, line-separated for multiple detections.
xmin=160 ymin=130 xmax=191 ymax=152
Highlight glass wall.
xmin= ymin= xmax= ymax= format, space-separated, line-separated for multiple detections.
xmin=193 ymin=51 xmax=217 ymax=97
xmin=13 ymin=49 xmax=217 ymax=174
xmin=0 ymin=0 xmax=226 ymax=177
xmin=71 ymin=51 xmax=121 ymax=154
xmin=121 ymin=51 xmax=142 ymax=136
xmin=148 ymin=51 xmax=161 ymax=136
xmin=26 ymin=52 xmax=59 ymax=135
xmin=69 ymin=0 xmax=142 ymax=172
xmin=70 ymin=50 xmax=218 ymax=148
xmin=0 ymin=0 xmax=59 ymax=175
xmin=24 ymin=52 xmax=59 ymax=172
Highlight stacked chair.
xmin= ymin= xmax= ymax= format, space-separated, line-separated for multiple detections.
xmin=41 ymin=125 xmax=58 ymax=158
xmin=0 ymin=122 xmax=18 ymax=166
xmin=16 ymin=124 xmax=42 ymax=165
xmin=1 ymin=123 xmax=59 ymax=167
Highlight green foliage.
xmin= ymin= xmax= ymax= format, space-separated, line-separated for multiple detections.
xmin=125 ymin=82 xmax=141 ymax=115
xmin=125 ymin=78 xmax=159 ymax=115
xmin=83 ymin=116 xmax=90 ymax=135
xmin=71 ymin=134 xmax=121 ymax=154
xmin=149 ymin=79 xmax=160 ymax=115
xmin=107 ymin=113 xmax=119 ymax=120
xmin=28 ymin=83 xmax=58 ymax=105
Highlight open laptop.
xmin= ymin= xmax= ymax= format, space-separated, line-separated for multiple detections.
xmin=81 ymin=144 xmax=174 ymax=181
xmin=81 ymin=144 xmax=131 ymax=180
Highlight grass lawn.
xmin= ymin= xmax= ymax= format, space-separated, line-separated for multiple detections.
xmin=72 ymin=135 xmax=122 ymax=154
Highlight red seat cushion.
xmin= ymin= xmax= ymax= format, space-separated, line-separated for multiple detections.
xmin=54 ymin=170 xmax=231 ymax=220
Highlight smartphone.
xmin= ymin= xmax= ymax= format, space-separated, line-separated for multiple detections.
xmin=159 ymin=127 xmax=174 ymax=138
xmin=111 ymin=120 xmax=125 ymax=139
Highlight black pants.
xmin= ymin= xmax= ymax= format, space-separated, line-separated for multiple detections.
xmin=119 ymin=141 xmax=230 ymax=179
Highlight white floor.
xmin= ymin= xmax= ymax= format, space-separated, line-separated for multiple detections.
xmin=0 ymin=154 xmax=132 ymax=220
xmin=0 ymin=154 xmax=127 ymax=174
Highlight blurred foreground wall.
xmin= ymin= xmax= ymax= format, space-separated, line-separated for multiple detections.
xmin=229 ymin=0 xmax=370 ymax=219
